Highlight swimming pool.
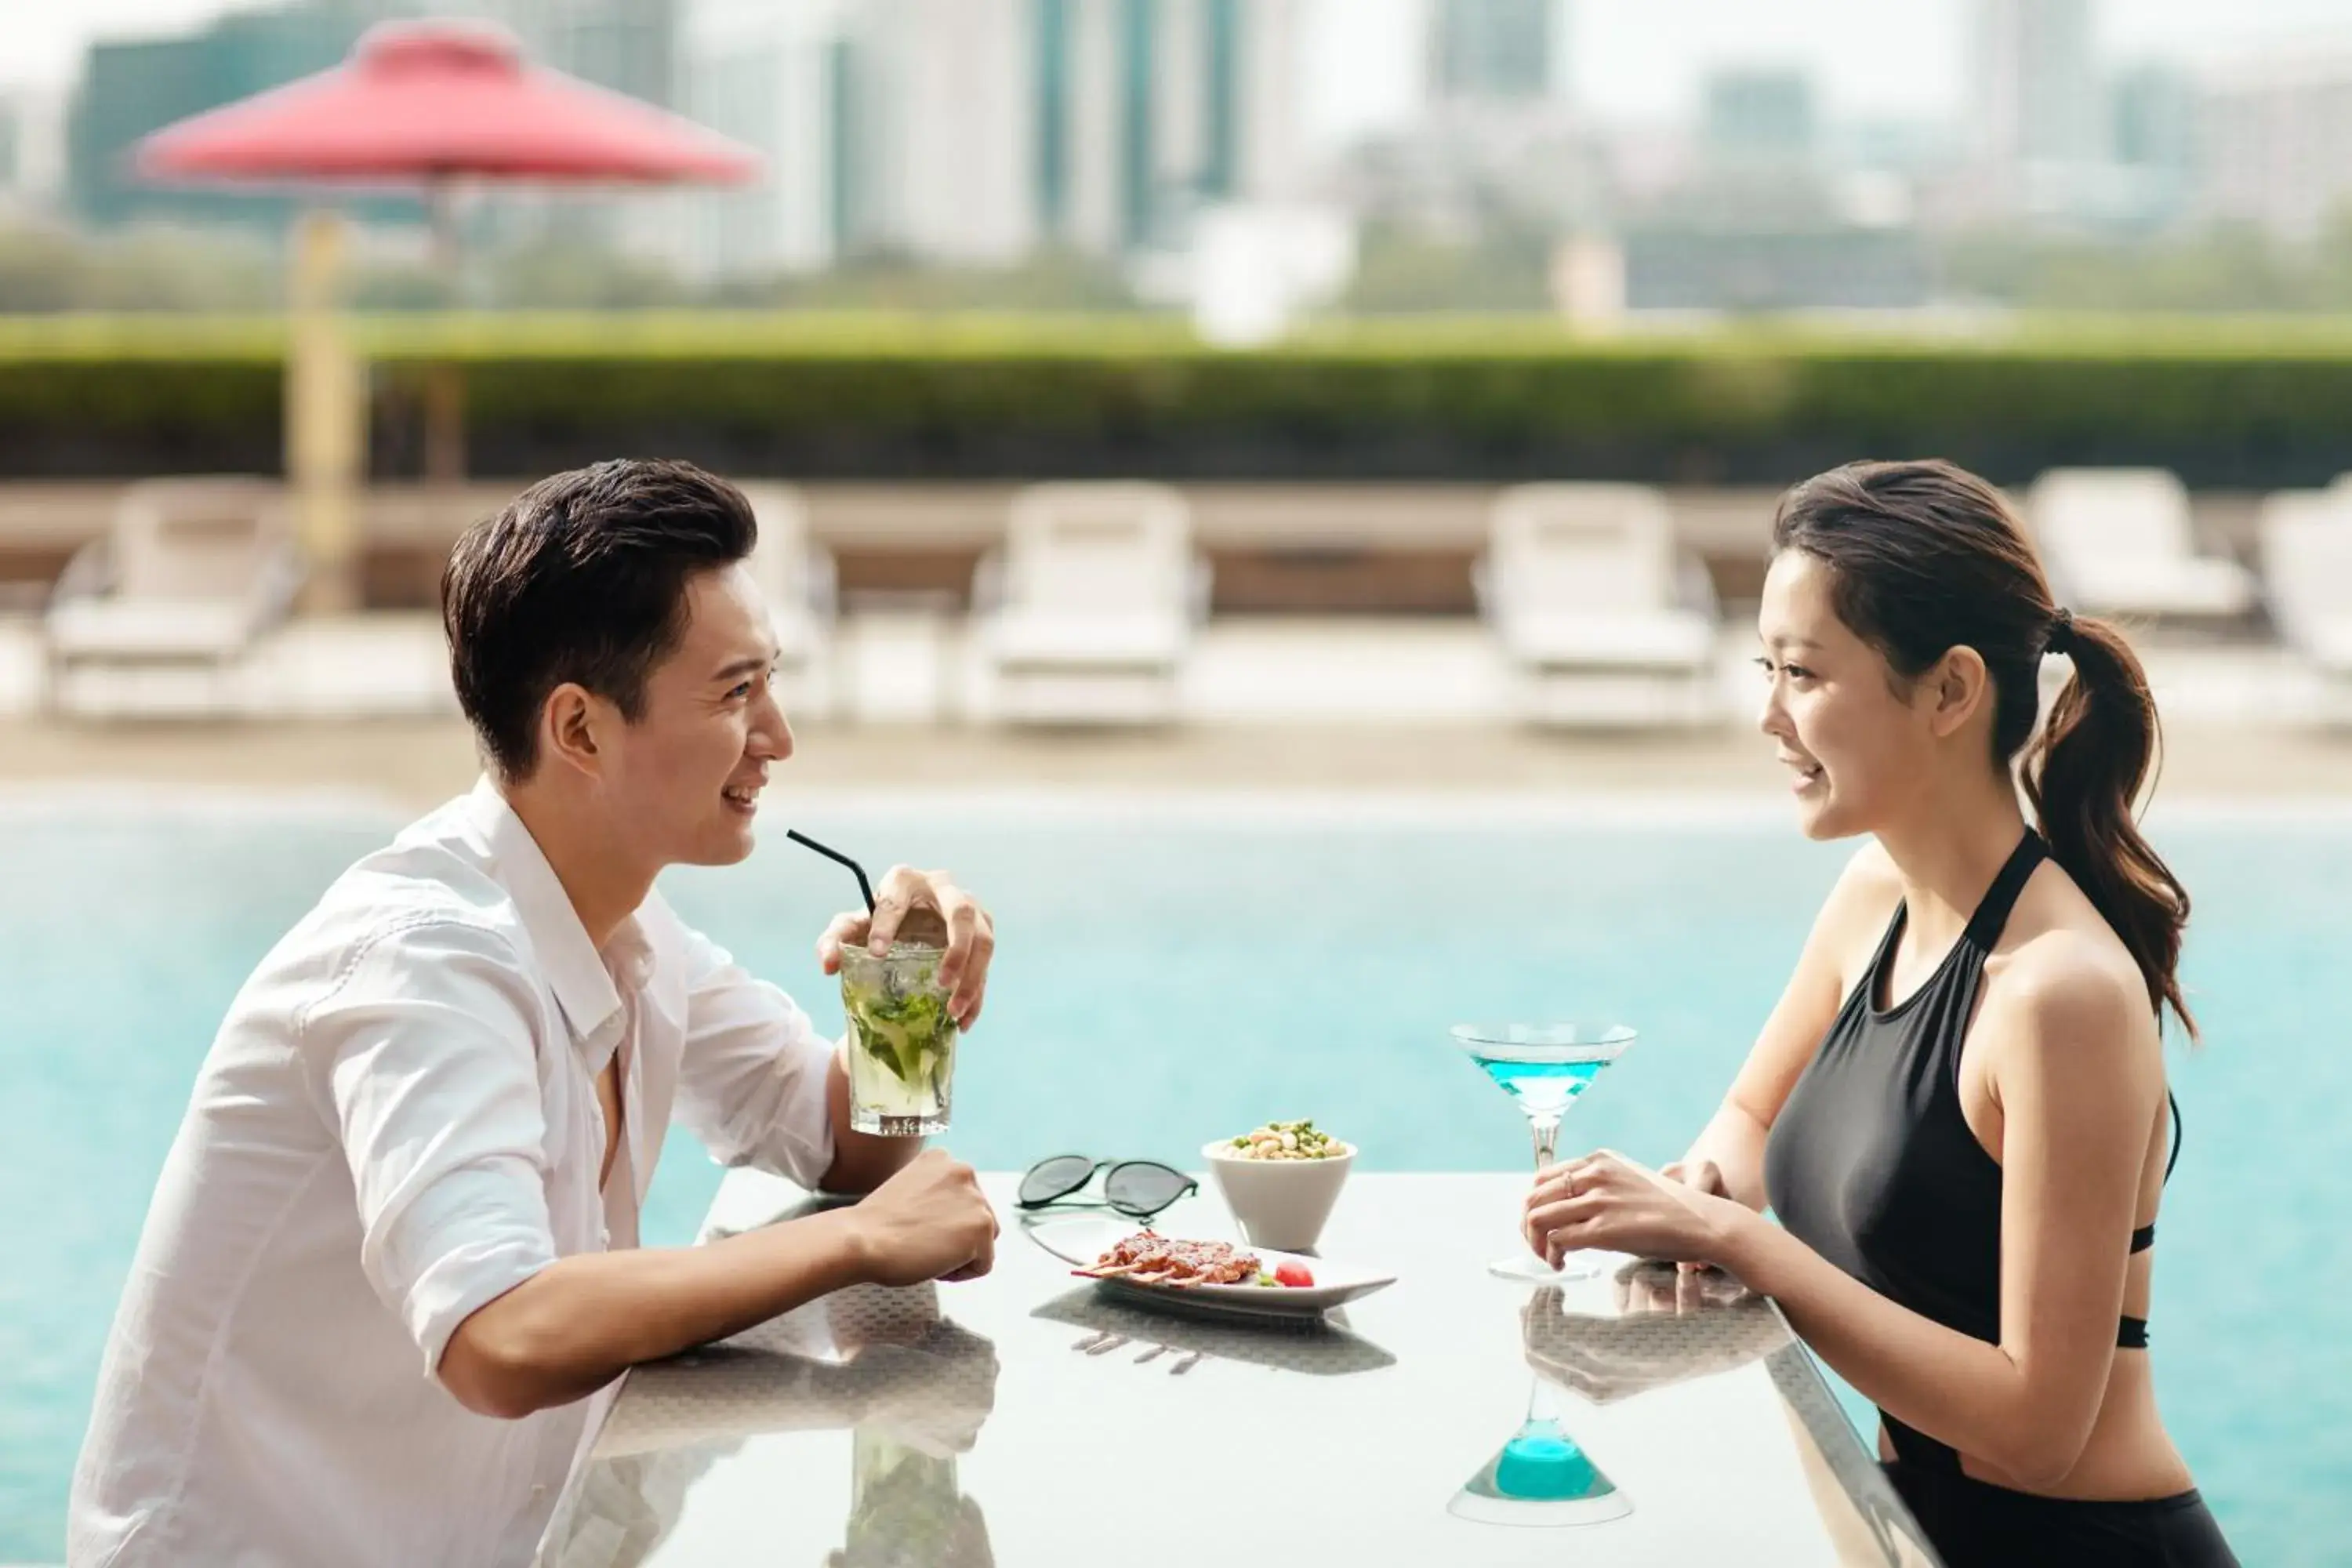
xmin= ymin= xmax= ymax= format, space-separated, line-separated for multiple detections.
xmin=3 ymin=793 xmax=2341 ymax=1564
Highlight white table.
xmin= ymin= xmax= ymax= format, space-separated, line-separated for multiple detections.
xmin=538 ymin=1171 xmax=1939 ymax=1567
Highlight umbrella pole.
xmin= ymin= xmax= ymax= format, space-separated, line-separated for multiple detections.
xmin=423 ymin=178 xmax=466 ymax=485
xmin=287 ymin=206 xmax=364 ymax=615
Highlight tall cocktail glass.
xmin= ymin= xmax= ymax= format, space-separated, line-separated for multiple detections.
xmin=1450 ymin=1022 xmax=1635 ymax=1282
xmin=842 ymin=943 xmax=958 ymax=1136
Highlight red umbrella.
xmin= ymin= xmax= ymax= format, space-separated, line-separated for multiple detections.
xmin=134 ymin=20 xmax=760 ymax=490
xmin=136 ymin=20 xmax=757 ymax=187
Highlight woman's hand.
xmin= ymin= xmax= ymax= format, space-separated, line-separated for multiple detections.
xmin=1524 ymin=1149 xmax=1759 ymax=1273
xmin=817 ymin=866 xmax=996 ymax=1029
xmin=1658 ymin=1156 xmax=1735 ymax=1273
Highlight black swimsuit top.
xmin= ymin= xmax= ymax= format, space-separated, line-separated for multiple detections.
xmin=1762 ymin=830 xmax=2180 ymax=1472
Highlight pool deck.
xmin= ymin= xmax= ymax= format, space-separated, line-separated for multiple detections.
xmin=5 ymin=602 xmax=2351 ymax=810
xmin=8 ymin=707 xmax=2352 ymax=813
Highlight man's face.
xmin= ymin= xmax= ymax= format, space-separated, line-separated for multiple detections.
xmin=595 ymin=562 xmax=792 ymax=869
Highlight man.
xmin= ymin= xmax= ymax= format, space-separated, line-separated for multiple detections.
xmin=70 ymin=460 xmax=1000 ymax=1567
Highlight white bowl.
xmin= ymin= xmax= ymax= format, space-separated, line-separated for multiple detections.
xmin=1202 ymin=1138 xmax=1356 ymax=1253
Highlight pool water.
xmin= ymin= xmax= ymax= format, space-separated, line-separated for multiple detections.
xmin=2 ymin=796 xmax=2343 ymax=1564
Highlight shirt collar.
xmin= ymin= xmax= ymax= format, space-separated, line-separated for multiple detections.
xmin=465 ymin=775 xmax=632 ymax=1047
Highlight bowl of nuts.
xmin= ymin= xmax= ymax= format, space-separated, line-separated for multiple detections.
xmin=1202 ymin=1120 xmax=1355 ymax=1252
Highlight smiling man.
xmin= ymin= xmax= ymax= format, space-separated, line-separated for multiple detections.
xmin=70 ymin=459 xmax=1000 ymax=1568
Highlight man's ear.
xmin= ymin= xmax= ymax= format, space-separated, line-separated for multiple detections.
xmin=1926 ymin=645 xmax=1990 ymax=739
xmin=541 ymin=682 xmax=604 ymax=779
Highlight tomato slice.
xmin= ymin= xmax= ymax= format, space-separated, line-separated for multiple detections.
xmin=1273 ymin=1261 xmax=1315 ymax=1288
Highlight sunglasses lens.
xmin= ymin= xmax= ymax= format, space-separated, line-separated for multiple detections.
xmin=1105 ymin=1162 xmax=1194 ymax=1216
xmin=1019 ymin=1156 xmax=1096 ymax=1207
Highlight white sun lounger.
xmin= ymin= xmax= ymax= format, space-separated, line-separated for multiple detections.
xmin=974 ymin=482 xmax=1209 ymax=725
xmin=2025 ymin=468 xmax=2256 ymax=621
xmin=735 ymin=483 xmax=837 ymax=720
xmin=1473 ymin=483 xmax=1721 ymax=728
xmin=2259 ymin=486 xmax=2352 ymax=720
xmin=43 ymin=477 xmax=305 ymax=717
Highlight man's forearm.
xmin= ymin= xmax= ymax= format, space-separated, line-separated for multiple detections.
xmin=441 ymin=1207 xmax=872 ymax=1418
xmin=817 ymin=1036 xmax=928 ymax=1193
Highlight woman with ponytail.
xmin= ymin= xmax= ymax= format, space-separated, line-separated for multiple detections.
xmin=1523 ymin=459 xmax=2235 ymax=1565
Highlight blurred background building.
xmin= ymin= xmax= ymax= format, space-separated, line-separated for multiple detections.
xmin=19 ymin=0 xmax=2352 ymax=318
xmin=2198 ymin=50 xmax=2352 ymax=241
xmin=674 ymin=0 xmax=1305 ymax=277
xmin=1428 ymin=0 xmax=1555 ymax=107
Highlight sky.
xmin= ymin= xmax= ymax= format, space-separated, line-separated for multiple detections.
xmin=7 ymin=0 xmax=2352 ymax=147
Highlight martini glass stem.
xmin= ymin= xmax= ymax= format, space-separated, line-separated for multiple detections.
xmin=1528 ymin=1112 xmax=1562 ymax=1173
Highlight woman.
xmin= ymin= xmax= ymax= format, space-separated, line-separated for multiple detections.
xmin=1524 ymin=459 xmax=2236 ymax=1566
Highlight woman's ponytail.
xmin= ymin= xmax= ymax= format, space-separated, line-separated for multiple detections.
xmin=2020 ymin=611 xmax=2196 ymax=1039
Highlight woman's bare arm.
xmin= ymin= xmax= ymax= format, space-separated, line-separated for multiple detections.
xmin=1677 ymin=844 xmax=1898 ymax=1209
xmin=1726 ymin=941 xmax=2161 ymax=1483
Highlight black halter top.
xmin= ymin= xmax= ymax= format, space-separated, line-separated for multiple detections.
xmin=1762 ymin=829 xmax=2180 ymax=1472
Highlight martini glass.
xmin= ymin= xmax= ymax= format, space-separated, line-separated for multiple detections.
xmin=1446 ymin=1376 xmax=1631 ymax=1528
xmin=1451 ymin=1022 xmax=1636 ymax=1282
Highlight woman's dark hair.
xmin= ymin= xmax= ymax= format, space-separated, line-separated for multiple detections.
xmin=1773 ymin=458 xmax=2194 ymax=1038
xmin=441 ymin=457 xmax=757 ymax=782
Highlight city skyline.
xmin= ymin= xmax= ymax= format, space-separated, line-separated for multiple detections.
xmin=8 ymin=0 xmax=2352 ymax=151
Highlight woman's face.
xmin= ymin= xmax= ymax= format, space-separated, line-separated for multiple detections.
xmin=1755 ymin=550 xmax=1950 ymax=841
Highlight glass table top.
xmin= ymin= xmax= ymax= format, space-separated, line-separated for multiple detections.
xmin=539 ymin=1171 xmax=1939 ymax=1567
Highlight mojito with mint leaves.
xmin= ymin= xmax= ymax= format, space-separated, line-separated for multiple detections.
xmin=841 ymin=943 xmax=958 ymax=1136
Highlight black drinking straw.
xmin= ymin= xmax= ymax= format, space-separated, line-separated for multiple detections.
xmin=785 ymin=829 xmax=877 ymax=914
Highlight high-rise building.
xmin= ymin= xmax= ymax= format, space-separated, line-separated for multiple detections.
xmin=1036 ymin=0 xmax=1298 ymax=253
xmin=1429 ymin=0 xmax=1555 ymax=107
xmin=673 ymin=0 xmax=1301 ymax=277
xmin=2111 ymin=63 xmax=2195 ymax=175
xmin=67 ymin=2 xmax=408 ymax=227
xmin=1 ymin=87 xmax=68 ymax=210
xmin=435 ymin=0 xmax=680 ymax=109
xmin=848 ymin=0 xmax=1037 ymax=258
xmin=1969 ymin=0 xmax=2100 ymax=189
xmin=1704 ymin=69 xmax=1816 ymax=163
xmin=2197 ymin=52 xmax=2352 ymax=241
xmin=672 ymin=0 xmax=844 ymax=274
xmin=2100 ymin=60 xmax=2197 ymax=227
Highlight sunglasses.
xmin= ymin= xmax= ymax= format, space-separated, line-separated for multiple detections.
xmin=1017 ymin=1156 xmax=1198 ymax=1219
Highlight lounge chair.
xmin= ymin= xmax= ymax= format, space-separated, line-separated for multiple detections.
xmin=2025 ymin=468 xmax=2256 ymax=621
xmin=973 ymin=482 xmax=1209 ymax=725
xmin=1473 ymin=483 xmax=1721 ymax=728
xmin=2259 ymin=486 xmax=2352 ymax=720
xmin=735 ymin=483 xmax=837 ymax=720
xmin=43 ymin=477 xmax=304 ymax=717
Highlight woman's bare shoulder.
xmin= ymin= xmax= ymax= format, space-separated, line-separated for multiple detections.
xmin=1985 ymin=877 xmax=2162 ymax=1080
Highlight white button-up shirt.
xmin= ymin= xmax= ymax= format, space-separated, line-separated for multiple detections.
xmin=71 ymin=779 xmax=840 ymax=1568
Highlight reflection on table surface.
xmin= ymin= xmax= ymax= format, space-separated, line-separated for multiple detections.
xmin=539 ymin=1172 xmax=1940 ymax=1568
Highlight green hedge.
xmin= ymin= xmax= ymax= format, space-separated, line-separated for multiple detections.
xmin=0 ymin=311 xmax=2348 ymax=485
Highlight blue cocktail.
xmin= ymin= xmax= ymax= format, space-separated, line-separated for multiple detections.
xmin=1447 ymin=1377 xmax=1631 ymax=1527
xmin=1451 ymin=1022 xmax=1636 ymax=1282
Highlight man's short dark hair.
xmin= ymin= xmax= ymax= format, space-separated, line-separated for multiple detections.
xmin=441 ymin=458 xmax=758 ymax=781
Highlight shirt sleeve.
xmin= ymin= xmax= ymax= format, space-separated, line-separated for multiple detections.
xmin=670 ymin=924 xmax=839 ymax=1190
xmin=302 ymin=916 xmax=561 ymax=1374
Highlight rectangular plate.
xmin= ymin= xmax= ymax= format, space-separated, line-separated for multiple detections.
xmin=1022 ymin=1216 xmax=1396 ymax=1317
